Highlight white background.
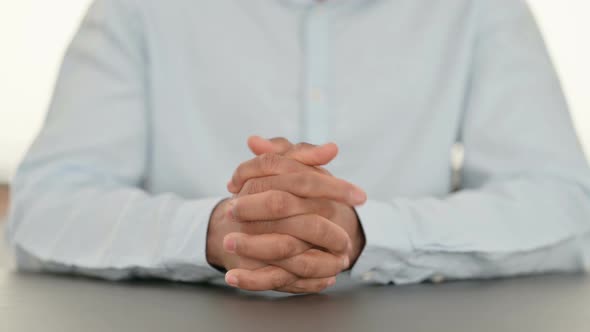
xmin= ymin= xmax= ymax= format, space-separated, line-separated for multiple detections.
xmin=0 ymin=0 xmax=589 ymax=182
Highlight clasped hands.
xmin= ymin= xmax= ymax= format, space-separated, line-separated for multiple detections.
xmin=206 ymin=136 xmax=367 ymax=294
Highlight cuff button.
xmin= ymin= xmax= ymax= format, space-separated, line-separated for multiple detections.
xmin=361 ymin=272 xmax=375 ymax=282
xmin=431 ymin=274 xmax=446 ymax=284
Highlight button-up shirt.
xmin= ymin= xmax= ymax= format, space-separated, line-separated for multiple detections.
xmin=7 ymin=0 xmax=590 ymax=284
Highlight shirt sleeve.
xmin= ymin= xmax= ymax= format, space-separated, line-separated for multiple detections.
xmin=350 ymin=0 xmax=590 ymax=285
xmin=6 ymin=0 xmax=224 ymax=281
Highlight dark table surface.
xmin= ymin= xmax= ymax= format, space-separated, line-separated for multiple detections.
xmin=1 ymin=221 xmax=590 ymax=332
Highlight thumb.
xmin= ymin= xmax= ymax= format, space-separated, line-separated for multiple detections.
xmin=247 ymin=136 xmax=338 ymax=167
xmin=247 ymin=136 xmax=293 ymax=155
xmin=284 ymin=142 xmax=339 ymax=167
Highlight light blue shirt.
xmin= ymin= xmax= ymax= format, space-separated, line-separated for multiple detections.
xmin=7 ymin=0 xmax=590 ymax=285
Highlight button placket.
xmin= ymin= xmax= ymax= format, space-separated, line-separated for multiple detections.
xmin=300 ymin=5 xmax=330 ymax=144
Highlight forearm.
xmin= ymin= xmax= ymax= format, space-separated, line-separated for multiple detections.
xmin=352 ymin=176 xmax=590 ymax=284
xmin=8 ymin=174 xmax=224 ymax=282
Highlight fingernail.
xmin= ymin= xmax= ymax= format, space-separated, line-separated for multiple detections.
xmin=224 ymin=237 xmax=237 ymax=253
xmin=225 ymin=274 xmax=239 ymax=287
xmin=342 ymin=256 xmax=350 ymax=269
xmin=349 ymin=187 xmax=367 ymax=205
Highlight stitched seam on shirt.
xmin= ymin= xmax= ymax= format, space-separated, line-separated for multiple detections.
xmin=46 ymin=189 xmax=94 ymax=259
xmin=150 ymin=194 xmax=170 ymax=267
xmin=175 ymin=202 xmax=205 ymax=262
xmin=97 ymin=190 xmax=140 ymax=266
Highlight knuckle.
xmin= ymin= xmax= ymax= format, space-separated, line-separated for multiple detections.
xmin=294 ymin=142 xmax=313 ymax=151
xmin=310 ymin=216 xmax=329 ymax=243
xmin=243 ymin=179 xmax=264 ymax=195
xmin=270 ymin=137 xmax=289 ymax=144
xmin=317 ymin=200 xmax=336 ymax=218
xmin=336 ymin=234 xmax=349 ymax=254
xmin=296 ymin=173 xmax=316 ymax=194
xmin=270 ymin=270 xmax=288 ymax=289
xmin=298 ymin=257 xmax=317 ymax=278
xmin=292 ymin=143 xmax=305 ymax=152
xmin=233 ymin=165 xmax=245 ymax=186
xmin=266 ymin=191 xmax=289 ymax=216
xmin=278 ymin=238 xmax=298 ymax=258
xmin=240 ymin=180 xmax=253 ymax=195
xmin=272 ymin=137 xmax=291 ymax=147
xmin=315 ymin=215 xmax=347 ymax=253
xmin=259 ymin=153 xmax=281 ymax=173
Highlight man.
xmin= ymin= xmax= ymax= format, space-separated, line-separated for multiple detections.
xmin=7 ymin=0 xmax=590 ymax=294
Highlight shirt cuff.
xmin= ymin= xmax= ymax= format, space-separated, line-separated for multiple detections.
xmin=160 ymin=197 xmax=226 ymax=281
xmin=350 ymin=199 xmax=414 ymax=284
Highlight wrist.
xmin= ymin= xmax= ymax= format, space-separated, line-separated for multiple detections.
xmin=348 ymin=207 xmax=366 ymax=268
xmin=206 ymin=198 xmax=230 ymax=268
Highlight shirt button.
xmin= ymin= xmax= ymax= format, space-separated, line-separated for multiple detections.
xmin=309 ymin=89 xmax=323 ymax=102
xmin=431 ymin=274 xmax=446 ymax=284
xmin=361 ymin=272 xmax=375 ymax=282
